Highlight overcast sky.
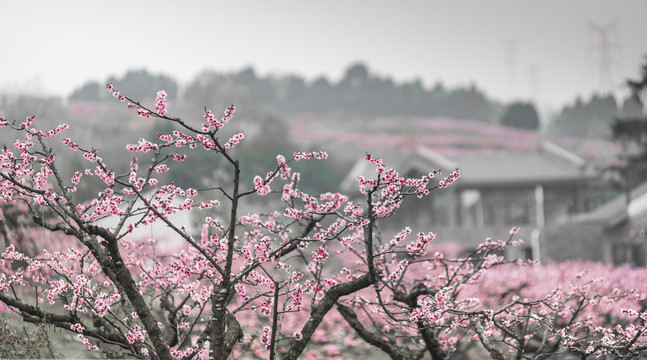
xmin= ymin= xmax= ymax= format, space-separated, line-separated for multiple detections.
xmin=1 ymin=1 xmax=645 ymax=109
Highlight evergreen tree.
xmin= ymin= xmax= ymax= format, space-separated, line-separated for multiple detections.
xmin=69 ymin=81 xmax=103 ymax=101
xmin=500 ymin=102 xmax=540 ymax=130
xmin=611 ymin=57 xmax=647 ymax=188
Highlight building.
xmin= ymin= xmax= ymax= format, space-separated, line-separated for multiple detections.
xmin=341 ymin=141 xmax=598 ymax=261
xmin=545 ymin=181 xmax=647 ymax=266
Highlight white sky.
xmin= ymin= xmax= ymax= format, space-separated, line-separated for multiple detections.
xmin=1 ymin=0 xmax=645 ymax=108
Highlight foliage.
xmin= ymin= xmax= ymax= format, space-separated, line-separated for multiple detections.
xmin=621 ymin=93 xmax=644 ymax=119
xmin=70 ymin=63 xmax=499 ymax=122
xmin=70 ymin=70 xmax=179 ymax=102
xmin=549 ymin=94 xmax=618 ymax=139
xmin=611 ymin=57 xmax=647 ymax=188
xmin=68 ymin=81 xmax=104 ymax=102
xmin=0 ymin=320 xmax=55 ymax=359
xmin=1 ymin=85 xmax=646 ymax=360
xmin=499 ymin=102 xmax=540 ymax=130
xmin=147 ymin=116 xmax=343 ymax=194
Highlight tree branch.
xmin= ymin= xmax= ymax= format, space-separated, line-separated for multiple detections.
xmin=85 ymin=224 xmax=172 ymax=360
xmin=474 ymin=317 xmax=506 ymax=360
xmin=283 ymin=273 xmax=373 ymax=360
xmin=337 ymin=303 xmax=420 ymax=360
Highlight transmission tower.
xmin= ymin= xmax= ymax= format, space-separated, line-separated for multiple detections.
xmin=588 ymin=20 xmax=619 ymax=94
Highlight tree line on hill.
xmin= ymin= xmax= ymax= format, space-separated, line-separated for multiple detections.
xmin=548 ymin=92 xmax=643 ymax=139
xmin=67 ymin=62 xmax=644 ymax=137
xmin=4 ymin=60 xmax=643 ymax=200
xmin=70 ymin=64 xmax=498 ymax=122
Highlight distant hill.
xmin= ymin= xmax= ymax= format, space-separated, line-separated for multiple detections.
xmin=69 ymin=63 xmax=503 ymax=123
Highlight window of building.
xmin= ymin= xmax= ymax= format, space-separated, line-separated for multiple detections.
xmin=483 ymin=190 xmax=534 ymax=226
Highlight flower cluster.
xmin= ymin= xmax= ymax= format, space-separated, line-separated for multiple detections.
xmin=77 ymin=333 xmax=99 ymax=351
xmin=293 ymin=151 xmax=328 ymax=160
xmin=439 ymin=169 xmax=461 ymax=188
xmin=106 ymin=83 xmax=125 ymax=102
xmin=223 ymin=132 xmax=244 ymax=149
xmin=203 ymin=105 xmax=235 ymax=130
xmin=261 ymin=326 xmax=271 ymax=349
xmin=35 ymin=123 xmax=69 ymax=138
xmin=70 ymin=323 xmax=85 ymax=333
xmin=155 ymin=90 xmax=167 ymax=116
xmin=276 ymin=154 xmax=291 ymax=179
xmin=126 ymin=138 xmax=159 ymax=153
xmin=253 ymin=175 xmax=271 ymax=196
xmin=406 ymin=232 xmax=436 ymax=256
xmin=71 ymin=171 xmax=83 ymax=185
xmin=125 ymin=325 xmax=146 ymax=344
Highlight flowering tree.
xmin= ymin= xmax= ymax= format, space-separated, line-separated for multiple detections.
xmin=0 ymin=85 xmax=646 ymax=360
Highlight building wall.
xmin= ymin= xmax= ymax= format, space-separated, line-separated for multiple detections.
xmin=391 ymin=184 xmax=583 ymax=229
xmin=541 ymin=223 xmax=607 ymax=262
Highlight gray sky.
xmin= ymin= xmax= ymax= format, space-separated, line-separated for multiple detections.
xmin=1 ymin=0 xmax=645 ymax=108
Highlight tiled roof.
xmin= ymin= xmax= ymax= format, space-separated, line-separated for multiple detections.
xmin=441 ymin=152 xmax=592 ymax=187
xmin=341 ymin=145 xmax=594 ymax=192
xmin=573 ymin=181 xmax=647 ymax=227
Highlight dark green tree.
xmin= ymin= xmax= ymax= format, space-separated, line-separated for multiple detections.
xmin=302 ymin=76 xmax=338 ymax=112
xmin=621 ymin=93 xmax=644 ymax=118
xmin=338 ymin=62 xmax=373 ymax=114
xmin=70 ymin=70 xmax=179 ymax=101
xmin=500 ymin=102 xmax=540 ymax=130
xmin=107 ymin=69 xmax=179 ymax=101
xmin=230 ymin=67 xmax=277 ymax=105
xmin=69 ymin=81 xmax=103 ymax=101
xmin=551 ymin=94 xmax=618 ymax=138
xmin=611 ymin=57 xmax=647 ymax=189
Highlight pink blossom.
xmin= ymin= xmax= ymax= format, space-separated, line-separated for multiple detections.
xmin=293 ymin=151 xmax=328 ymax=160
xmin=155 ymin=90 xmax=167 ymax=116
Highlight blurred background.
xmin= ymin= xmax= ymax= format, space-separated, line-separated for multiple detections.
xmin=1 ymin=0 xmax=647 ymax=266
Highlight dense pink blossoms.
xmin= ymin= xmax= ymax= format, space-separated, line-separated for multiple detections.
xmin=0 ymin=85 xmax=645 ymax=360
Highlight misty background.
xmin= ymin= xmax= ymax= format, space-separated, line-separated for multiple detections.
xmin=2 ymin=1 xmax=646 ymax=107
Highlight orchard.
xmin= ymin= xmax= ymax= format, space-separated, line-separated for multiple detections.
xmin=0 ymin=85 xmax=646 ymax=359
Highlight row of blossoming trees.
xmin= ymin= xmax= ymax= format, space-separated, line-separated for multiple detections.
xmin=0 ymin=85 xmax=646 ymax=360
